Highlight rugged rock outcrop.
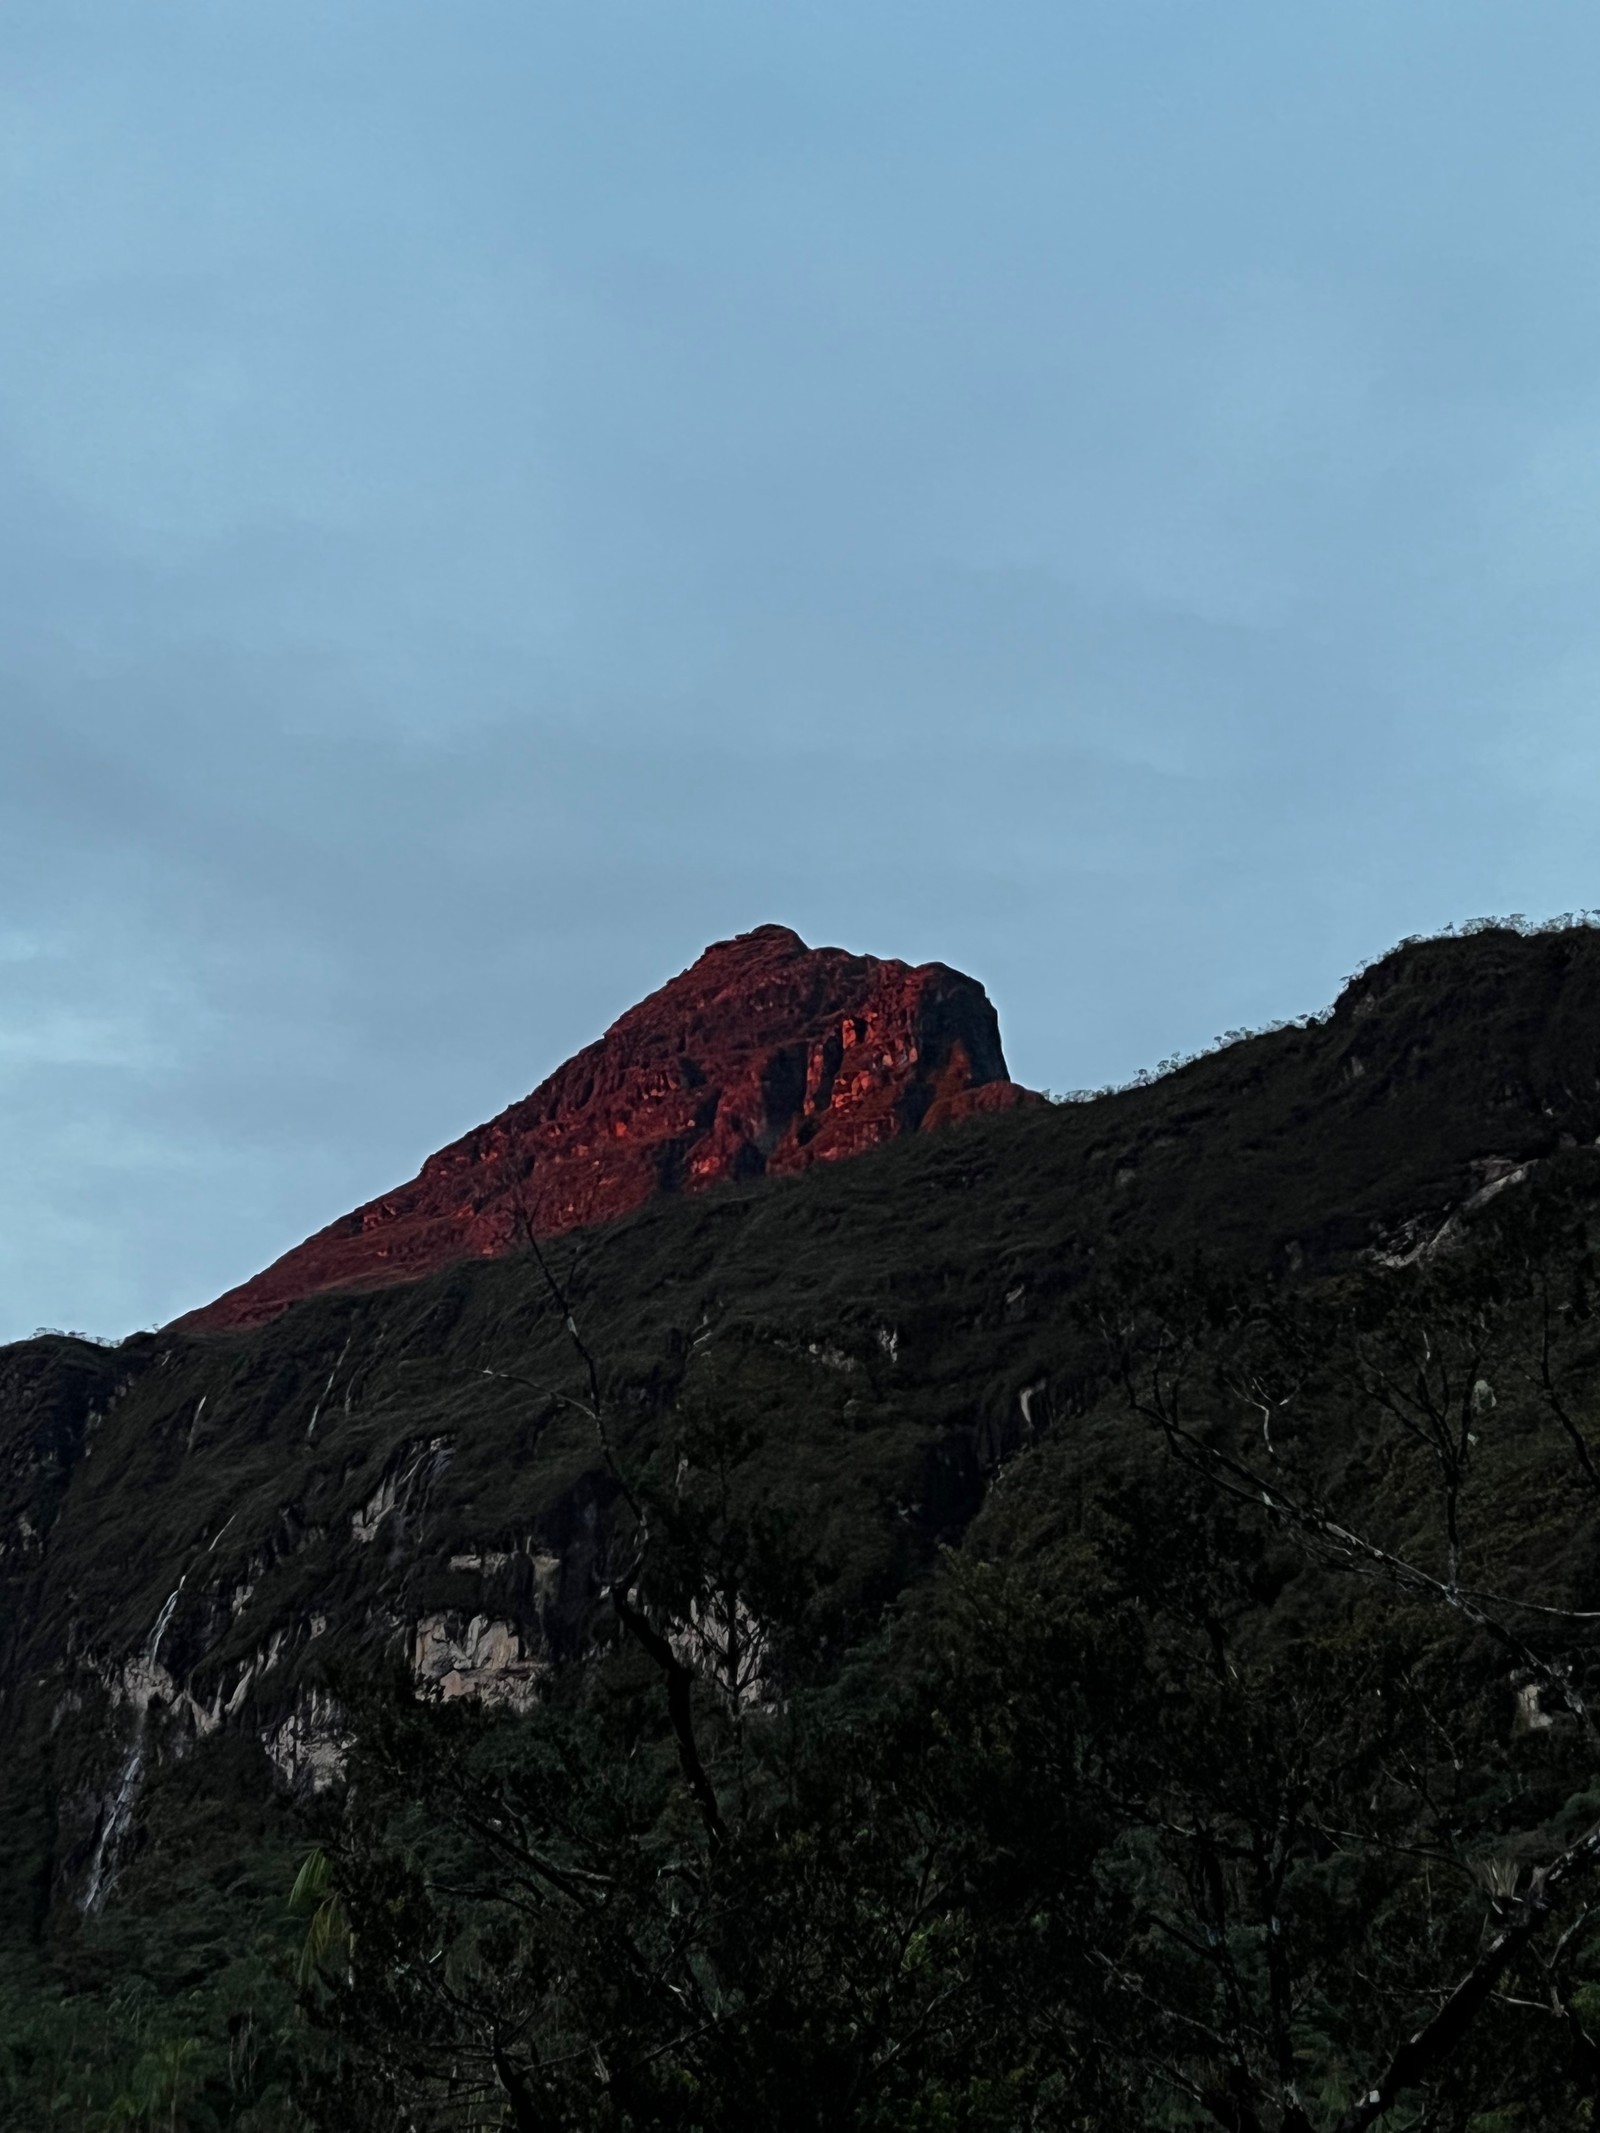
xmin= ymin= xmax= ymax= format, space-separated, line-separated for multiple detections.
xmin=181 ymin=924 xmax=1038 ymax=1331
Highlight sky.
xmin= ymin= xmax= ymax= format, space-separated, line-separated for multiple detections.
xmin=5 ymin=1 xmax=1600 ymax=1340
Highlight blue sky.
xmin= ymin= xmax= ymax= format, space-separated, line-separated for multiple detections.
xmin=5 ymin=2 xmax=1600 ymax=1338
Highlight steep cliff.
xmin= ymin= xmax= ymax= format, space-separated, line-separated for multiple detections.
xmin=181 ymin=924 xmax=1037 ymax=1332
xmin=10 ymin=921 xmax=1600 ymax=1950
xmin=13 ymin=921 xmax=1600 ymax=2123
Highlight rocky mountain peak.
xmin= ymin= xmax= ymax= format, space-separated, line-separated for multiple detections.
xmin=179 ymin=925 xmax=1038 ymax=1330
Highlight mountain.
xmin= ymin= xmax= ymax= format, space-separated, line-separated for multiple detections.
xmin=9 ymin=918 xmax=1600 ymax=2125
xmin=181 ymin=924 xmax=1037 ymax=1332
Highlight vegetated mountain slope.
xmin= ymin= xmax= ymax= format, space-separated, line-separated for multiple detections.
xmin=6 ymin=922 xmax=1600 ymax=1956
xmin=179 ymin=924 xmax=1036 ymax=1332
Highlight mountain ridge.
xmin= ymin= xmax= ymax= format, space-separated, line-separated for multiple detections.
xmin=10 ymin=920 xmax=1600 ymax=2121
xmin=179 ymin=922 xmax=1038 ymax=1332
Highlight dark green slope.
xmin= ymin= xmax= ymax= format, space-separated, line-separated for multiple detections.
xmin=7 ymin=923 xmax=1600 ymax=2123
xmin=7 ymin=923 xmax=1600 ymax=1928
xmin=0 ymin=925 xmax=1595 ymax=1928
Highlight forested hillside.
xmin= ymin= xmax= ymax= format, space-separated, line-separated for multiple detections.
xmin=8 ymin=922 xmax=1600 ymax=2128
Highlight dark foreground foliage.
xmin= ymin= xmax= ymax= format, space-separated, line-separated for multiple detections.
xmin=0 ymin=1940 xmax=304 ymax=2130
xmin=282 ymin=1169 xmax=1600 ymax=2130
xmin=0 ymin=1740 xmax=310 ymax=2129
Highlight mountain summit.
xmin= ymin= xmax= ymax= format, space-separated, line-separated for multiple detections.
xmin=181 ymin=924 xmax=1037 ymax=1330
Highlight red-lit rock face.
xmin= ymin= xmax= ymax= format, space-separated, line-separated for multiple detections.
xmin=180 ymin=925 xmax=1039 ymax=1331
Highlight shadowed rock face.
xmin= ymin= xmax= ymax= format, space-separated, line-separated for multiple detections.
xmin=180 ymin=925 xmax=1038 ymax=1330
